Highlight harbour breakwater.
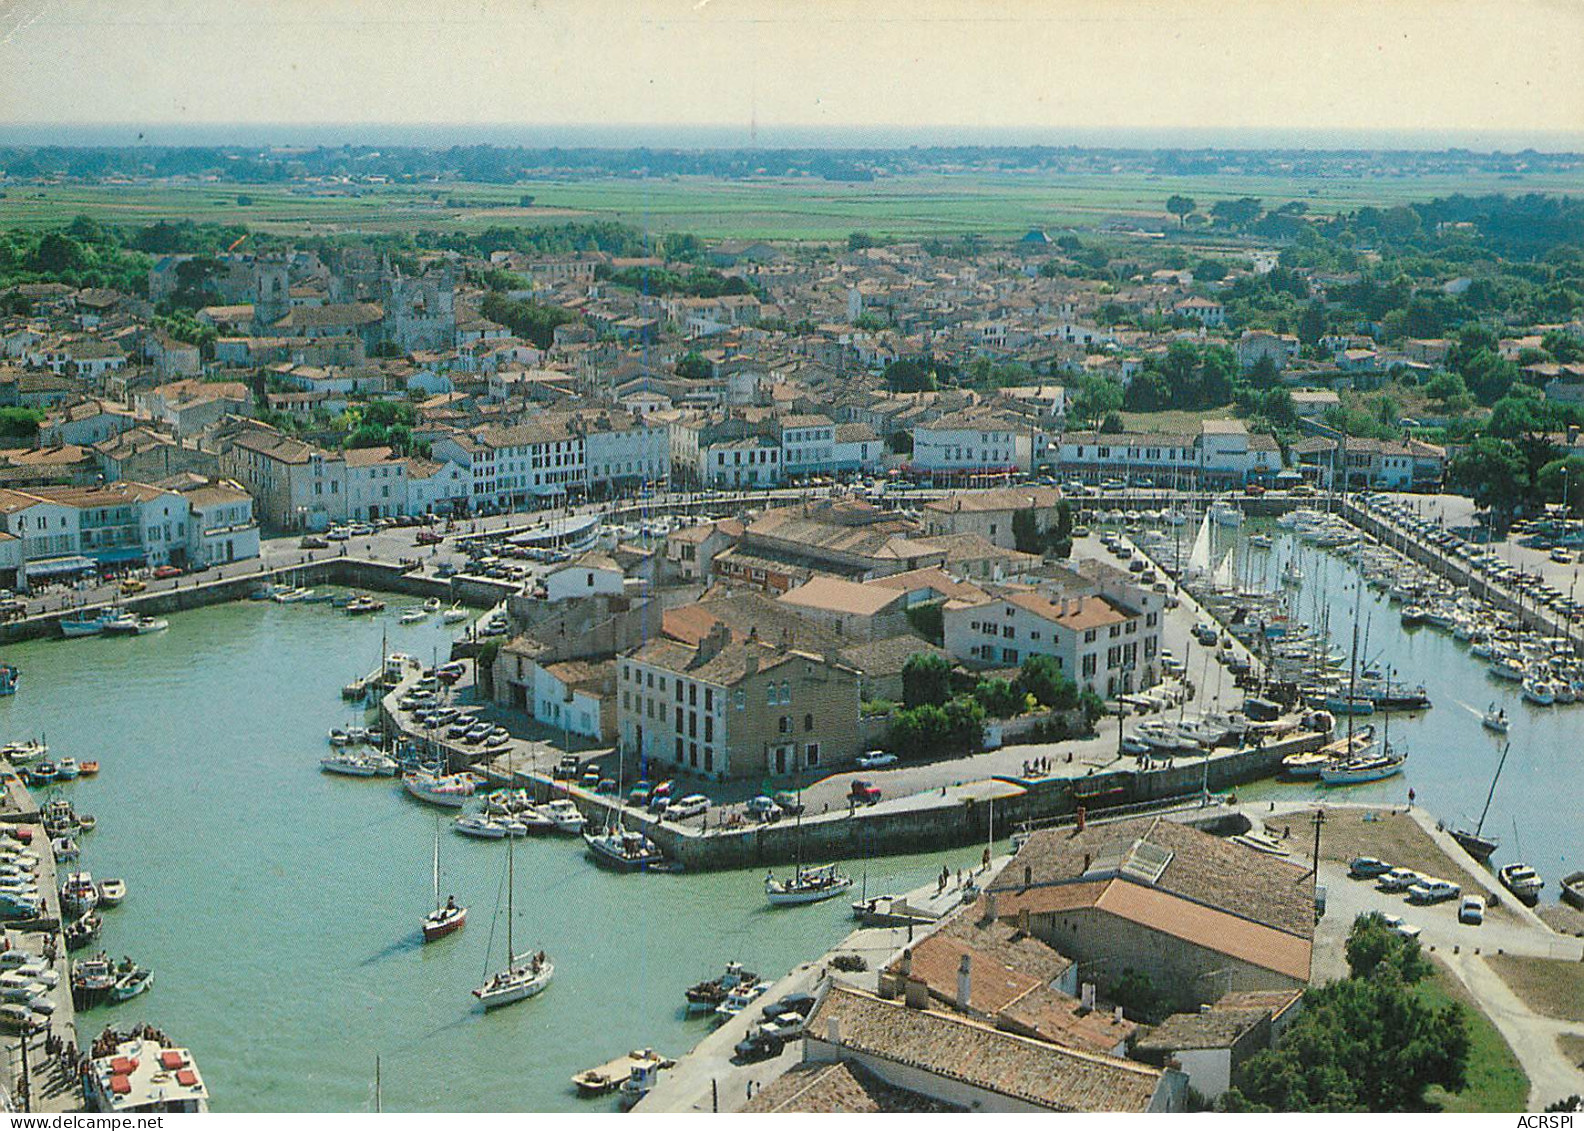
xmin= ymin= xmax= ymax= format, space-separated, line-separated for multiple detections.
xmin=382 ymin=656 xmax=1324 ymax=871
xmin=522 ymin=730 xmax=1319 ymax=871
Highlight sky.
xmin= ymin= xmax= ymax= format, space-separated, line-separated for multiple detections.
xmin=2 ymin=0 xmax=1582 ymax=149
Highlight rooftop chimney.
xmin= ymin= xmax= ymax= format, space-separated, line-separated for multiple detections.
xmin=826 ymin=1018 xmax=842 ymax=1045
xmin=1023 ymin=865 xmax=1033 ymax=888
xmin=1017 ymin=906 xmax=1030 ymax=934
xmin=982 ymin=892 xmax=998 ymax=923
xmin=957 ymin=955 xmax=973 ymax=1011
xmin=1076 ymin=805 xmax=1087 ymax=832
xmin=1114 ymin=1005 xmax=1125 ymax=1023
xmin=1081 ymin=982 xmax=1096 ymax=1011
xmin=904 ymin=977 xmax=930 ymax=1010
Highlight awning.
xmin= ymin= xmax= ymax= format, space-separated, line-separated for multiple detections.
xmin=93 ymin=547 xmax=148 ymax=564
xmin=23 ymin=555 xmax=97 ymax=578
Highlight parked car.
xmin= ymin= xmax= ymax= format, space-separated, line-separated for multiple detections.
xmin=663 ymin=794 xmax=710 ymax=821
xmin=299 ymin=535 xmax=328 ymax=550
xmin=1377 ymin=867 xmax=1424 ymax=893
xmin=325 ymin=527 xmax=350 ymax=541
xmin=1459 ymin=896 xmax=1485 ymax=925
xmin=553 ymin=755 xmax=580 ymax=780
xmin=1407 ymin=878 xmax=1460 ymax=904
xmin=857 ymin=750 xmax=898 ymax=769
xmin=773 ymin=790 xmax=805 ymax=816
xmin=849 ymin=780 xmax=882 ymax=805
xmin=1349 ymin=856 xmax=1392 ymax=879
xmin=1377 ymin=913 xmax=1421 ymax=940
xmin=152 ymin=565 xmax=183 ymax=579
xmin=416 ymin=529 xmax=444 ymax=546
xmin=745 ymin=796 xmax=782 ymax=821
xmin=119 ymin=578 xmax=146 ymax=595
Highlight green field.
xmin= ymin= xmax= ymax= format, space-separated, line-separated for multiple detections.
xmin=1419 ymin=962 xmax=1530 ymax=1113
xmin=5 ymin=167 xmax=1584 ymax=242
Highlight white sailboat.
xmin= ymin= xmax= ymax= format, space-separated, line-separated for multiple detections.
xmin=473 ymin=831 xmax=552 ymax=1008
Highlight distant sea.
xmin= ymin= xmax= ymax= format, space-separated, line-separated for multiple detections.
xmin=1 ymin=122 xmax=1581 ymax=154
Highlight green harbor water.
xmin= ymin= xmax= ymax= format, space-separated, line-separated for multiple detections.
xmin=0 ymin=599 xmax=972 ymax=1112
xmin=1221 ymin=522 xmax=1581 ymax=885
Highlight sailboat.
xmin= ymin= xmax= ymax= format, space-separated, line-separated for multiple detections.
xmin=1449 ymin=741 xmax=1508 ymax=863
xmin=473 ymin=831 xmax=553 ymax=1008
xmin=422 ymin=817 xmax=466 ymax=942
xmin=1321 ymin=575 xmax=1406 ymax=786
xmin=764 ymin=782 xmax=852 ymax=906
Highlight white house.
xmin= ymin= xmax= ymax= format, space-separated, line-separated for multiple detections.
xmin=778 ymin=413 xmax=837 ymax=476
xmin=543 ymin=552 xmax=627 ymax=603
xmin=344 ymin=446 xmax=409 ymax=521
xmin=912 ymin=410 xmax=1032 ymax=478
xmin=942 ymin=584 xmax=1161 ymax=696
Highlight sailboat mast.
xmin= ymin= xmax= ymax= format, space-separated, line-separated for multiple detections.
xmin=506 ymin=831 xmax=515 ymax=961
xmin=432 ymin=815 xmax=441 ymax=912
xmin=1474 ymin=741 xmax=1512 ymax=837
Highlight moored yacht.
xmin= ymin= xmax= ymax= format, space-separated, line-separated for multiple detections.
xmin=765 ymin=863 xmax=854 ymax=907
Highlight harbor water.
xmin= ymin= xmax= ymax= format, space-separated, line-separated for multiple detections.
xmin=1227 ymin=523 xmax=1581 ymax=884
xmin=0 ymin=599 xmax=974 ymax=1111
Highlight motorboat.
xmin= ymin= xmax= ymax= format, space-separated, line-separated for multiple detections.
xmin=111 ymin=966 xmax=154 ymax=1002
xmin=584 ymin=828 xmax=666 ymax=872
xmin=1249 ymin=533 xmax=1274 ymax=549
xmin=714 ymin=980 xmax=768 ymax=1020
xmin=423 ymin=597 xmax=443 ymax=613
xmin=55 ymin=758 xmax=80 ymax=780
xmin=328 ymin=728 xmax=353 ymax=748
xmin=52 ymin=836 xmax=79 ymax=862
xmin=1499 ymin=862 xmax=1545 ymax=905
xmin=404 ymin=772 xmax=475 ymax=808
xmin=64 ymin=911 xmax=102 ymax=951
xmin=454 ymin=814 xmax=508 ymax=840
xmin=97 ymin=879 xmax=126 ymax=907
xmin=542 ymin=799 xmax=586 ymax=834
xmin=1522 ymin=679 xmax=1557 ymax=707
xmin=59 ymin=610 xmax=118 ymax=638
xmin=765 ymin=864 xmax=854 ymax=907
xmin=685 ymin=962 xmax=759 ymax=1013
xmin=60 ymin=871 xmax=98 ymax=915
xmin=574 ymin=1050 xmax=673 ymax=1100
xmin=399 ymin=607 xmax=429 ymax=625
xmin=1561 ymin=871 xmax=1584 ymax=911
xmin=1489 ymin=655 xmax=1527 ymax=682
xmin=1482 ymin=705 xmax=1509 ymax=734
xmin=320 ymin=752 xmax=381 ymax=777
xmin=71 ymin=955 xmax=118 ymax=1009
xmin=103 ymin=613 xmax=168 ymax=636
xmin=1 ymin=740 xmax=46 ymax=764
xmin=442 ymin=605 xmax=469 ymax=624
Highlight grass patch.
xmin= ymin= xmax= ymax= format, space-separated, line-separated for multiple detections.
xmin=1486 ymin=954 xmax=1584 ymax=1024
xmin=1418 ymin=960 xmax=1530 ymax=1112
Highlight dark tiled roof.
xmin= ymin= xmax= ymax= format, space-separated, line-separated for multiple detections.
xmin=743 ymin=1060 xmax=961 ymax=1113
xmin=808 ymin=986 xmax=1165 ymax=1112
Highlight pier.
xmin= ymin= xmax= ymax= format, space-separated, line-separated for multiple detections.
xmin=0 ymin=757 xmax=83 ymax=1113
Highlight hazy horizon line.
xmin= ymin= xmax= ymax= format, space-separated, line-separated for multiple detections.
xmin=4 ymin=122 xmax=1583 ymax=156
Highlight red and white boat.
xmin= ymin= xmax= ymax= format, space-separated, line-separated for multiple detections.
xmin=421 ymin=819 xmax=466 ymax=943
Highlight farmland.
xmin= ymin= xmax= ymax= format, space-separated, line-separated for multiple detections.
xmin=4 ymin=166 xmax=1584 ymax=243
